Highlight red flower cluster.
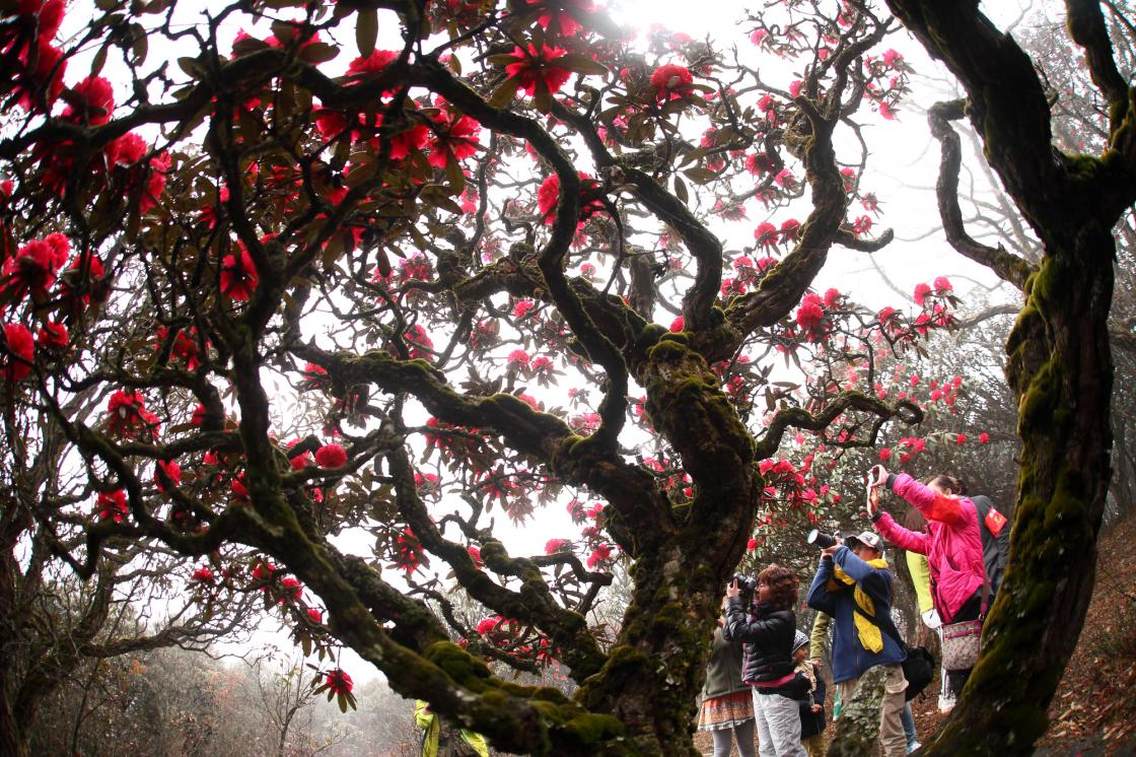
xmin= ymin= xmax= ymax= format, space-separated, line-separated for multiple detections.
xmin=324 ymin=669 xmax=353 ymax=696
xmin=2 ymin=323 xmax=35 ymax=381
xmin=2 ymin=233 xmax=69 ymax=301
xmin=220 ymin=244 xmax=259 ymax=302
xmin=650 ymin=63 xmax=694 ymax=101
xmin=527 ymin=0 xmax=596 ymax=36
xmin=191 ymin=565 xmax=215 ymax=584
xmin=105 ymin=389 xmax=160 ymax=439
xmin=426 ymin=101 xmax=482 ymax=169
xmin=536 ymin=172 xmax=605 ymax=225
xmin=544 ymin=538 xmax=572 ymax=554
xmin=794 ymin=293 xmax=827 ymax=339
xmin=394 ymin=527 xmax=428 ymax=574
xmin=504 ymin=44 xmax=572 ymax=96
xmin=96 ymin=490 xmax=128 ymax=523
xmin=315 ymin=443 xmax=348 ymax=469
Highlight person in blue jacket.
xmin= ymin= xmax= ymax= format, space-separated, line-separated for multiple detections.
xmin=805 ymin=531 xmax=907 ymax=757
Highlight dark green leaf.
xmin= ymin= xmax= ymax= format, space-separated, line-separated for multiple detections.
xmin=356 ymin=8 xmax=378 ymax=57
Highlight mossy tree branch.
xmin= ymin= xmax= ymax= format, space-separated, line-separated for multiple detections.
xmin=928 ymin=99 xmax=1036 ymax=291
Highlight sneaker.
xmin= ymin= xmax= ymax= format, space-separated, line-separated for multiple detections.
xmin=907 ymin=740 xmax=922 ymax=753
xmin=938 ymin=693 xmax=956 ymax=713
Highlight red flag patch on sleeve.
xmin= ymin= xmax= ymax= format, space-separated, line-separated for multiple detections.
xmin=984 ymin=507 xmax=1007 ymax=536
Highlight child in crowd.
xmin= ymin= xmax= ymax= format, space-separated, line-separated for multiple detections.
xmin=793 ymin=630 xmax=826 ymax=757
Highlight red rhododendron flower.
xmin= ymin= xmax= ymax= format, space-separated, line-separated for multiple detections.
xmin=155 ymin=459 xmax=182 ymax=491
xmin=2 ymin=323 xmax=35 ymax=381
xmin=280 ymin=576 xmax=302 ymax=603
xmin=527 ymin=0 xmax=596 ymax=36
xmin=3 ymin=238 xmax=65 ymax=299
xmin=795 ymin=293 xmax=825 ymax=332
xmin=536 ymin=172 xmax=605 ymax=225
xmin=780 ymin=218 xmax=801 ymax=244
xmin=36 ymin=321 xmax=68 ymax=349
xmin=403 ymin=324 xmax=434 ymax=359
xmin=503 ymin=44 xmax=571 ymax=96
xmin=220 ymin=245 xmax=259 ymax=301
xmin=933 ymin=275 xmax=952 ymax=293
xmin=105 ymin=388 xmax=160 ymax=438
xmin=96 ymin=489 xmax=128 ymax=523
xmin=978 ymin=432 xmax=990 ymax=444
xmin=387 ymin=123 xmax=430 ymax=161
xmin=347 ymin=49 xmax=399 ymax=79
xmin=190 ymin=403 xmax=208 ymax=427
xmin=754 ymin=221 xmax=778 ymax=251
xmin=306 ymin=607 xmax=323 ymax=624
xmin=956 ymin=433 xmax=968 ymax=444
xmin=823 ymin=288 xmax=841 ymax=308
xmin=394 ymin=527 xmax=428 ymax=574
xmin=325 ymin=669 xmax=353 ymax=695
xmin=231 ymin=472 xmax=249 ymax=501
xmin=106 ymin=132 xmax=148 ymax=166
xmin=426 ymin=104 xmax=482 ymax=168
xmin=507 ymin=349 xmax=530 ymax=368
xmin=315 ymin=443 xmax=348 ymax=469
xmin=545 ymin=538 xmax=571 ymax=554
xmin=650 ymin=63 xmax=694 ymax=101
xmin=879 ymin=447 xmax=892 ymax=462
xmin=251 ymin=561 xmax=277 ymax=582
xmin=476 ymin=616 xmax=504 ymax=635
xmin=62 ymin=76 xmax=114 ymax=125
xmin=669 ymin=315 xmax=685 ymax=332
xmin=14 ymin=41 xmax=66 ymax=111
xmin=746 ymin=537 xmax=758 ymax=551
xmin=513 ymin=299 xmax=536 ymax=319
xmin=913 ymin=282 xmax=932 ymax=305
xmin=191 ymin=565 xmax=215 ymax=584
xmin=586 ymin=543 xmax=613 ymax=568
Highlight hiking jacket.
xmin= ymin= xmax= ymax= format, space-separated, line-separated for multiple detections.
xmin=872 ymin=473 xmax=986 ymax=624
xmin=702 ymin=626 xmax=750 ymax=699
xmin=805 ymin=547 xmax=906 ymax=684
xmin=722 ymin=599 xmax=798 ymax=690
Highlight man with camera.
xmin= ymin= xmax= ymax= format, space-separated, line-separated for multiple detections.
xmin=805 ymin=529 xmax=907 ymax=757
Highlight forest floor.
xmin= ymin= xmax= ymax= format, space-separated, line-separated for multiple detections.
xmin=693 ymin=511 xmax=1136 ymax=755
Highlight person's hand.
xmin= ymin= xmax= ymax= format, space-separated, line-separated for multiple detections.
xmin=725 ymin=579 xmax=740 ymax=599
xmin=865 ymin=486 xmax=880 ymax=518
xmin=821 ymin=541 xmax=840 ymax=557
xmin=811 ymin=704 xmax=822 ymax=714
xmin=868 ymin=464 xmax=888 ymax=488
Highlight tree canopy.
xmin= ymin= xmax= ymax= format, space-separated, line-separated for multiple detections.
xmin=0 ymin=0 xmax=1133 ymax=754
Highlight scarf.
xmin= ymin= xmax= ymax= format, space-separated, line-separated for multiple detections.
xmin=827 ymin=558 xmax=889 ymax=653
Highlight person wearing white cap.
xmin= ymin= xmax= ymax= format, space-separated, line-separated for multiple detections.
xmin=805 ymin=529 xmax=907 ymax=756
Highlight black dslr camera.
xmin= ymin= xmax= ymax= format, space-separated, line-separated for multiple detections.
xmin=807 ymin=529 xmax=838 ymax=549
xmin=731 ymin=574 xmax=758 ymax=602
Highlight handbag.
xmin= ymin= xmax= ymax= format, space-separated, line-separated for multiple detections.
xmin=852 ymin=605 xmax=935 ymax=701
xmin=940 ymin=618 xmax=983 ymax=671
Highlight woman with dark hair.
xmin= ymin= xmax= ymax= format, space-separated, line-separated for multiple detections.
xmin=723 ymin=564 xmax=807 ymax=757
xmin=866 ymin=466 xmax=987 ymax=706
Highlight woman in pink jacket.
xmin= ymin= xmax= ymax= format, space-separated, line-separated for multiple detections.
xmin=866 ymin=466 xmax=987 ymax=703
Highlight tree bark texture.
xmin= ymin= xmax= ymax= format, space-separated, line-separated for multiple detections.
xmin=883 ymin=1 xmax=1132 ymax=752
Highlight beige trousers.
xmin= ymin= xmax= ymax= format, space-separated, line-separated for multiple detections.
xmin=836 ymin=664 xmax=907 ymax=757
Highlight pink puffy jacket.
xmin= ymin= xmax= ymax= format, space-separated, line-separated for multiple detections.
xmin=872 ymin=473 xmax=986 ymax=624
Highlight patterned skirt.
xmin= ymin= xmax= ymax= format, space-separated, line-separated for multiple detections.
xmin=696 ymin=690 xmax=754 ymax=731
